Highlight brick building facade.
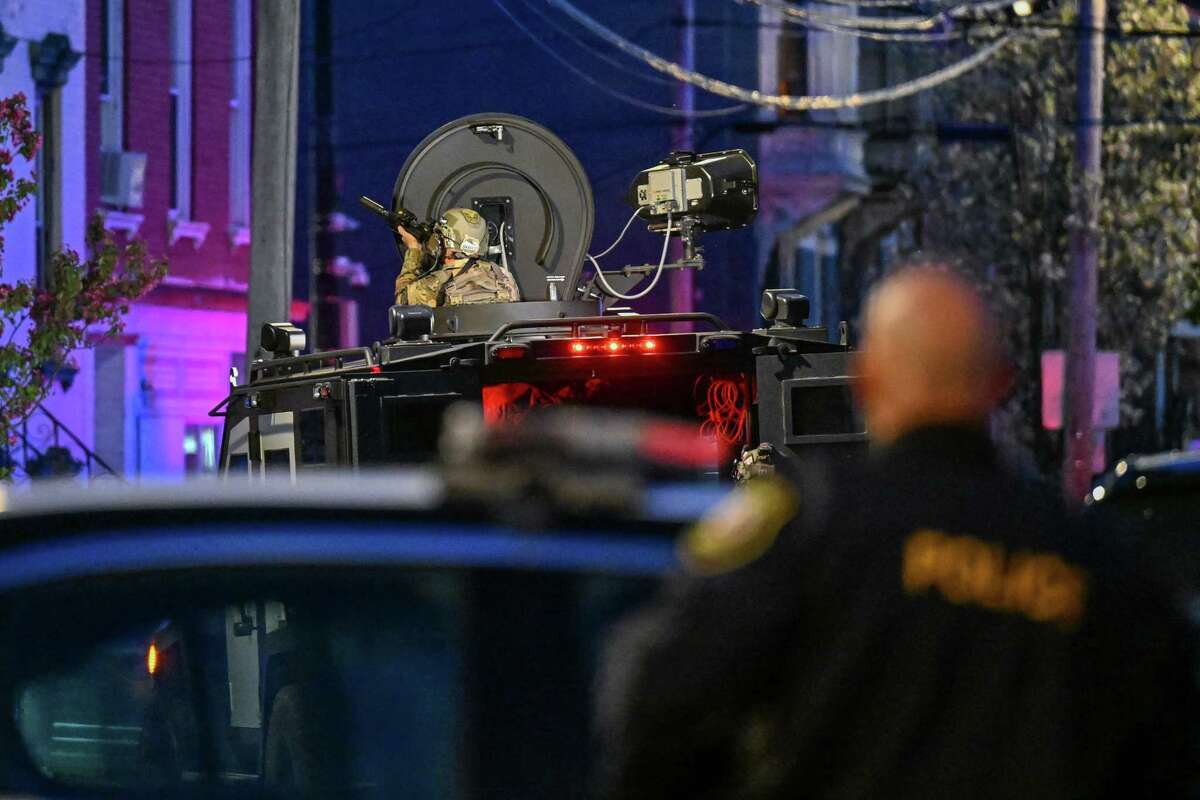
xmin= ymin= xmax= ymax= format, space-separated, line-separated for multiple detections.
xmin=81 ymin=0 xmax=255 ymax=477
xmin=0 ymin=0 xmax=260 ymax=479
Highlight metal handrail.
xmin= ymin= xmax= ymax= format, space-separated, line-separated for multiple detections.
xmin=11 ymin=405 xmax=121 ymax=480
xmin=208 ymin=395 xmax=232 ymax=418
xmin=485 ymin=312 xmax=732 ymax=344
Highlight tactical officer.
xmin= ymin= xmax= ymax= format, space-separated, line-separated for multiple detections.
xmin=596 ymin=268 xmax=1197 ymax=799
xmin=394 ymin=208 xmax=521 ymax=307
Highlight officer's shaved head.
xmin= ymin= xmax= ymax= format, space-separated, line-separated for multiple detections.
xmin=855 ymin=267 xmax=1011 ymax=445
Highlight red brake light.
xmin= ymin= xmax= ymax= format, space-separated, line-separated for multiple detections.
xmin=570 ymin=341 xmax=586 ymax=354
xmin=492 ymin=344 xmax=529 ymax=361
xmin=147 ymin=643 xmax=159 ymax=676
xmin=606 ymin=340 xmax=621 ymax=353
xmin=641 ymin=338 xmax=657 ymax=351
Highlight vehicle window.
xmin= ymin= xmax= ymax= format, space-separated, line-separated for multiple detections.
xmin=17 ymin=625 xmax=166 ymax=789
xmin=12 ymin=568 xmax=659 ymax=798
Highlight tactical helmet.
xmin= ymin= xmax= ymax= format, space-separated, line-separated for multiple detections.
xmin=436 ymin=208 xmax=488 ymax=258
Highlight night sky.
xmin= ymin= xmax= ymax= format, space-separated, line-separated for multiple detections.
xmin=292 ymin=0 xmax=765 ymax=343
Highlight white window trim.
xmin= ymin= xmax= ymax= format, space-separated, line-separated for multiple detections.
xmin=170 ymin=0 xmax=193 ymax=222
xmin=168 ymin=209 xmax=210 ymax=248
xmin=101 ymin=208 xmax=145 ymax=235
xmin=100 ymin=0 xmax=124 ymax=153
xmin=228 ymin=0 xmax=252 ymax=246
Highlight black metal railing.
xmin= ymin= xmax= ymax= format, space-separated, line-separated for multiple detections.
xmin=8 ymin=403 xmax=120 ymax=482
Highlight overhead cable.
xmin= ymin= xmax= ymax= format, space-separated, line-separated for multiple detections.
xmin=787 ymin=18 xmax=963 ymax=40
xmin=737 ymin=0 xmax=951 ymax=31
xmin=544 ymin=0 xmax=1018 ymax=112
xmin=513 ymin=0 xmax=678 ymax=86
xmin=739 ymin=0 xmax=1027 ymax=31
xmin=783 ymin=0 xmax=955 ymax=9
xmin=494 ymin=0 xmax=748 ymax=118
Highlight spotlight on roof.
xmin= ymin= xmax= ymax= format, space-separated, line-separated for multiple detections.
xmin=761 ymin=289 xmax=810 ymax=329
xmin=627 ymin=149 xmax=758 ymax=234
xmin=260 ymin=322 xmax=307 ymax=358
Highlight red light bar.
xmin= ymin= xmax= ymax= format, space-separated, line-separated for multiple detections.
xmin=565 ymin=337 xmax=663 ymax=356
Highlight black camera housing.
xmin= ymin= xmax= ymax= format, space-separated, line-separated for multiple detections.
xmin=389 ymin=305 xmax=435 ymax=341
xmin=260 ymin=323 xmax=307 ymax=357
xmin=761 ymin=290 xmax=810 ymax=328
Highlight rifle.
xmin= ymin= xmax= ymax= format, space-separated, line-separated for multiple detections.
xmin=358 ymin=195 xmax=436 ymax=243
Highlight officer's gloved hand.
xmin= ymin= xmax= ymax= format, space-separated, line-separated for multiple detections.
xmin=395 ymin=224 xmax=421 ymax=251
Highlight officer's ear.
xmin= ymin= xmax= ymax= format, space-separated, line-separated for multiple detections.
xmin=850 ymin=349 xmax=876 ymax=412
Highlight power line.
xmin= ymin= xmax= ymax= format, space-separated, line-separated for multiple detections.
xmin=493 ymin=0 xmax=749 ymax=119
xmin=326 ymin=5 xmax=419 ymax=43
xmin=34 ymin=36 xmax=518 ymax=67
xmin=770 ymin=0 xmax=960 ymax=10
xmin=767 ymin=15 xmax=963 ymax=41
xmin=738 ymin=0 xmax=987 ymax=32
xmin=685 ymin=13 xmax=1200 ymax=39
xmin=22 ymin=14 xmax=676 ymax=68
xmin=513 ymin=0 xmax=678 ymax=86
xmin=747 ymin=0 xmax=1062 ymax=28
xmin=33 ymin=11 xmax=1198 ymax=71
xmin=544 ymin=0 xmax=1018 ymax=112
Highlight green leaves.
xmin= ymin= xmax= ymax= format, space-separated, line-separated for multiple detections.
xmin=909 ymin=0 xmax=1200 ymax=470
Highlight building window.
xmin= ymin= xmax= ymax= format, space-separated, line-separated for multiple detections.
xmin=805 ymin=4 xmax=860 ymax=125
xmin=777 ymin=27 xmax=808 ymax=120
xmin=169 ymin=0 xmax=192 ymax=220
xmin=229 ymin=0 xmax=251 ymax=241
xmin=99 ymin=0 xmax=124 ymax=152
xmin=184 ymin=424 xmax=219 ymax=474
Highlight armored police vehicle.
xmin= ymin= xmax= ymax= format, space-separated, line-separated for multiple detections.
xmin=214 ymin=114 xmax=866 ymax=481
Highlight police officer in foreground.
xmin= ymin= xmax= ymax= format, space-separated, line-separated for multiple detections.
xmin=596 ymin=267 xmax=1198 ymax=799
xmin=394 ymin=208 xmax=521 ymax=307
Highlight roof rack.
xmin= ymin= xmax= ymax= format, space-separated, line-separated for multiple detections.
xmin=250 ymin=346 xmax=378 ymax=384
xmin=486 ymin=312 xmax=731 ymax=343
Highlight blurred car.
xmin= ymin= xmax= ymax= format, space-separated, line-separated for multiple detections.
xmin=1088 ymin=449 xmax=1200 ymax=591
xmin=0 ymin=471 xmax=725 ymax=798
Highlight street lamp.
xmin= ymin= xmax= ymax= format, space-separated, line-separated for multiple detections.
xmin=28 ymin=33 xmax=81 ymax=288
xmin=29 ymin=33 xmax=81 ymax=93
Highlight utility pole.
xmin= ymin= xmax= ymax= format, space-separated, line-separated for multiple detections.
xmin=246 ymin=1 xmax=301 ymax=361
xmin=309 ymin=0 xmax=341 ymax=351
xmin=1062 ymin=0 xmax=1105 ymax=502
xmin=669 ymin=0 xmax=695 ymax=313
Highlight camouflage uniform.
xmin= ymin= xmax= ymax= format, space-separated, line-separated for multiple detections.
xmin=393 ymin=208 xmax=521 ymax=307
xmin=393 ymin=249 xmax=520 ymax=307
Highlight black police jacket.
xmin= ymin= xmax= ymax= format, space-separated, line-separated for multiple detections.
xmin=596 ymin=425 xmax=1198 ymax=800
